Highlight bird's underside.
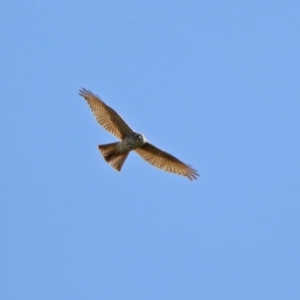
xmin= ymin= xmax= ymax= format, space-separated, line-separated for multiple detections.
xmin=79 ymin=88 xmax=199 ymax=180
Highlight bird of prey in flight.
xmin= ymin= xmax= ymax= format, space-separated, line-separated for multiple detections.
xmin=79 ymin=88 xmax=199 ymax=180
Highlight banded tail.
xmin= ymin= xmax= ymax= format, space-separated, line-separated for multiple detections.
xmin=98 ymin=142 xmax=129 ymax=171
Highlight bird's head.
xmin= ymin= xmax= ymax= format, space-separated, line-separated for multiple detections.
xmin=136 ymin=133 xmax=147 ymax=145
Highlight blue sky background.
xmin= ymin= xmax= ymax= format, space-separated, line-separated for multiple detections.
xmin=1 ymin=1 xmax=300 ymax=299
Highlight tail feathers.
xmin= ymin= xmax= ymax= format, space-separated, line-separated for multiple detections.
xmin=98 ymin=142 xmax=119 ymax=162
xmin=109 ymin=152 xmax=129 ymax=171
xmin=98 ymin=143 xmax=129 ymax=171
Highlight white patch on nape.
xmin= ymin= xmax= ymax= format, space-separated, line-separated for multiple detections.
xmin=140 ymin=133 xmax=147 ymax=144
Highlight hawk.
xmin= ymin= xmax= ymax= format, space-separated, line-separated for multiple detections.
xmin=79 ymin=88 xmax=199 ymax=180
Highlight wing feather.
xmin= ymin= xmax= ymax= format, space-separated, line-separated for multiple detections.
xmin=135 ymin=142 xmax=199 ymax=180
xmin=79 ymin=88 xmax=133 ymax=139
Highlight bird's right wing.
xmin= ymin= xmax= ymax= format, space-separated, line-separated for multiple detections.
xmin=79 ymin=88 xmax=134 ymax=139
xmin=135 ymin=142 xmax=199 ymax=180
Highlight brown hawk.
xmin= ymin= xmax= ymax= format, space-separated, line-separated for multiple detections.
xmin=79 ymin=88 xmax=199 ymax=180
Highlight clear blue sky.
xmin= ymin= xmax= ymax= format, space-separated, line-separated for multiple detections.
xmin=1 ymin=1 xmax=300 ymax=299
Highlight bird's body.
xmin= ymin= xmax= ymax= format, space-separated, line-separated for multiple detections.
xmin=79 ymin=88 xmax=199 ymax=180
xmin=98 ymin=133 xmax=146 ymax=171
xmin=116 ymin=132 xmax=146 ymax=152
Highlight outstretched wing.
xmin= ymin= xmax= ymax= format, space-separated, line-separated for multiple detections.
xmin=79 ymin=88 xmax=134 ymax=139
xmin=135 ymin=142 xmax=199 ymax=180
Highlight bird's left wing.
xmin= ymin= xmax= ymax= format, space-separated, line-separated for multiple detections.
xmin=79 ymin=88 xmax=134 ymax=139
xmin=135 ymin=142 xmax=199 ymax=180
